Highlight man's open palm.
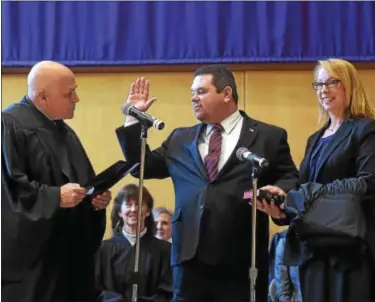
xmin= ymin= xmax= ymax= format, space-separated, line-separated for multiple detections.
xmin=125 ymin=77 xmax=156 ymax=112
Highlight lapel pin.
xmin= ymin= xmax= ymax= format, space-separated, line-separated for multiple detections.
xmin=249 ymin=128 xmax=254 ymax=132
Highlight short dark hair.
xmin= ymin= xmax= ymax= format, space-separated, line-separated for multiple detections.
xmin=111 ymin=183 xmax=155 ymax=236
xmin=194 ymin=64 xmax=239 ymax=104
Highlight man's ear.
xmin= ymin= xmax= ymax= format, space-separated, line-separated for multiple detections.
xmin=36 ymin=89 xmax=47 ymax=104
xmin=223 ymin=86 xmax=233 ymax=103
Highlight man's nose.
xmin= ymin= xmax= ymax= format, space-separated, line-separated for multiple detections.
xmin=191 ymin=93 xmax=199 ymax=103
xmin=72 ymin=91 xmax=80 ymax=103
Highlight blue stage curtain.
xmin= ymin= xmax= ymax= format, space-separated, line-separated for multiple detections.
xmin=2 ymin=1 xmax=374 ymax=67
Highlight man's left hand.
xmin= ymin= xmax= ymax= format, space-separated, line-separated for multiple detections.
xmin=92 ymin=191 xmax=112 ymax=210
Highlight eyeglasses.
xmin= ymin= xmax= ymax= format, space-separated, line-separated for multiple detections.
xmin=312 ymin=79 xmax=340 ymax=91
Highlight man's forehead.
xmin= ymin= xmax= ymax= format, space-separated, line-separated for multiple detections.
xmin=191 ymin=74 xmax=213 ymax=90
xmin=156 ymin=217 xmax=169 ymax=221
xmin=59 ymin=76 xmax=77 ymax=90
xmin=67 ymin=83 xmax=78 ymax=90
xmin=156 ymin=213 xmax=172 ymax=220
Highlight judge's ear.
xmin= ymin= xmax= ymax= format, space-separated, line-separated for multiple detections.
xmin=35 ymin=89 xmax=47 ymax=104
xmin=223 ymin=86 xmax=233 ymax=103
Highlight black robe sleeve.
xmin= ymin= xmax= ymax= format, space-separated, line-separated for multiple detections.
xmin=2 ymin=114 xmax=61 ymax=220
xmin=1 ymin=115 xmax=61 ymax=278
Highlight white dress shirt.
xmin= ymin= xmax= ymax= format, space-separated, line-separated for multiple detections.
xmin=124 ymin=110 xmax=244 ymax=171
xmin=198 ymin=110 xmax=243 ymax=171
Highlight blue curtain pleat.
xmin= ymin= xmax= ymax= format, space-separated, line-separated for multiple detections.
xmin=2 ymin=1 xmax=374 ymax=67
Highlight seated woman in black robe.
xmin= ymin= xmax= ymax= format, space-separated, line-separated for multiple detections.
xmin=95 ymin=184 xmax=173 ymax=302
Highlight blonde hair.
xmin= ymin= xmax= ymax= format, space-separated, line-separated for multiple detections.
xmin=314 ymin=58 xmax=375 ymax=124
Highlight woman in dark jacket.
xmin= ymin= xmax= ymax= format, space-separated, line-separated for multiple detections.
xmin=261 ymin=58 xmax=375 ymax=302
xmin=292 ymin=59 xmax=375 ymax=302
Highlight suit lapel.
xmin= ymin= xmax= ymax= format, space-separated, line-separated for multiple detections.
xmin=217 ymin=113 xmax=259 ymax=178
xmin=188 ymin=123 xmax=207 ymax=179
xmin=299 ymin=128 xmax=325 ymax=183
xmin=235 ymin=114 xmax=259 ymax=151
xmin=313 ymin=118 xmax=354 ymax=181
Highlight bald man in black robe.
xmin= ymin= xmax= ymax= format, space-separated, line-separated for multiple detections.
xmin=1 ymin=61 xmax=112 ymax=302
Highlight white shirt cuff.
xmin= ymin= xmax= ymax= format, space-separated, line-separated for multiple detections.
xmin=124 ymin=116 xmax=139 ymax=127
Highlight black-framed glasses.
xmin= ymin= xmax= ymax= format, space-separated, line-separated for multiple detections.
xmin=312 ymin=79 xmax=340 ymax=91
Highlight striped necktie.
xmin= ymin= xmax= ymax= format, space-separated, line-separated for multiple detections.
xmin=204 ymin=124 xmax=223 ymax=181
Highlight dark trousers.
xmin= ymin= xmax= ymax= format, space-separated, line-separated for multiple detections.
xmin=300 ymin=252 xmax=374 ymax=302
xmin=173 ymin=256 xmax=257 ymax=302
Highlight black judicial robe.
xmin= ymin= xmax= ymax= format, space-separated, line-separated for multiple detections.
xmin=1 ymin=97 xmax=106 ymax=302
xmin=95 ymin=232 xmax=173 ymax=302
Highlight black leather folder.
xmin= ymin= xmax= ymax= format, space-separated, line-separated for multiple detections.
xmin=84 ymin=160 xmax=139 ymax=196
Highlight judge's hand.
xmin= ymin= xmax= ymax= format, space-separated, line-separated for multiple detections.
xmin=255 ymin=185 xmax=287 ymax=219
xmin=92 ymin=190 xmax=112 ymax=210
xmin=60 ymin=183 xmax=88 ymax=208
xmin=123 ymin=77 xmax=157 ymax=113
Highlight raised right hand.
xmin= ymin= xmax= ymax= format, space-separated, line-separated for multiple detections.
xmin=60 ymin=183 xmax=88 ymax=208
xmin=123 ymin=77 xmax=157 ymax=112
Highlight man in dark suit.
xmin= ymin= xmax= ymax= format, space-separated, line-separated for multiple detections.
xmin=115 ymin=65 xmax=299 ymax=302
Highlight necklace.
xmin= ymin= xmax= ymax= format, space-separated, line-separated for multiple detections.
xmin=328 ymin=123 xmax=341 ymax=132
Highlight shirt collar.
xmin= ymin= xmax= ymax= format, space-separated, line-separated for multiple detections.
xmin=122 ymin=227 xmax=148 ymax=246
xmin=205 ymin=110 xmax=241 ymax=136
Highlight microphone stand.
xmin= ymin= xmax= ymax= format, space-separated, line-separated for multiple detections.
xmin=250 ymin=165 xmax=259 ymax=302
xmin=132 ymin=122 xmax=150 ymax=302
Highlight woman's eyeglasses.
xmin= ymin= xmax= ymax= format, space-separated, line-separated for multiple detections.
xmin=312 ymin=79 xmax=340 ymax=91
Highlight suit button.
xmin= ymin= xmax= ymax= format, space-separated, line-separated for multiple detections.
xmin=200 ymin=205 xmax=204 ymax=210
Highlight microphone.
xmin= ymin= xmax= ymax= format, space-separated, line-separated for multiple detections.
xmin=236 ymin=147 xmax=269 ymax=168
xmin=123 ymin=103 xmax=165 ymax=130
